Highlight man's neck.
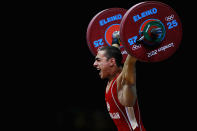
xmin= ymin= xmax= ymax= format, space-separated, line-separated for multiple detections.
xmin=108 ymin=67 xmax=122 ymax=82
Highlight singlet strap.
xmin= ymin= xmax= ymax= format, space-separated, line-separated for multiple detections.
xmin=109 ymin=74 xmax=120 ymax=89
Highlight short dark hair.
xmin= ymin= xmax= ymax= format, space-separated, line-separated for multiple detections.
xmin=98 ymin=46 xmax=123 ymax=67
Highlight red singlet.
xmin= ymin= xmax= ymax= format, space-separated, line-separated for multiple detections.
xmin=105 ymin=75 xmax=146 ymax=131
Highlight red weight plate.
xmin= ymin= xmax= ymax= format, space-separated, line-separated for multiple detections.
xmin=86 ymin=8 xmax=128 ymax=62
xmin=120 ymin=1 xmax=182 ymax=62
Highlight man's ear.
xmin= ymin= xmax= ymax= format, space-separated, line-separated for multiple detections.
xmin=109 ymin=58 xmax=116 ymax=66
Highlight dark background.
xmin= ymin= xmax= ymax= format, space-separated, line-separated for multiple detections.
xmin=11 ymin=0 xmax=195 ymax=130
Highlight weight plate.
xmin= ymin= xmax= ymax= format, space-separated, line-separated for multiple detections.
xmin=86 ymin=8 xmax=128 ymax=63
xmin=120 ymin=1 xmax=182 ymax=62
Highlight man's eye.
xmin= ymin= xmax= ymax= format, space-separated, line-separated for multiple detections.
xmin=95 ymin=58 xmax=100 ymax=61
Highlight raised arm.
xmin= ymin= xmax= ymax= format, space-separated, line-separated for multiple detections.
xmin=112 ymin=31 xmax=137 ymax=107
xmin=121 ymin=55 xmax=137 ymax=85
xmin=117 ymin=53 xmax=137 ymax=107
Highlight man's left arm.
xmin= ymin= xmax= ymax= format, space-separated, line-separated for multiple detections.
xmin=112 ymin=31 xmax=137 ymax=107
xmin=118 ymin=54 xmax=137 ymax=107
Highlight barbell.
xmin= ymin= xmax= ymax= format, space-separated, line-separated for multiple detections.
xmin=86 ymin=1 xmax=182 ymax=62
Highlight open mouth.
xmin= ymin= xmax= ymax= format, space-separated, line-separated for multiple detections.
xmin=97 ymin=68 xmax=101 ymax=75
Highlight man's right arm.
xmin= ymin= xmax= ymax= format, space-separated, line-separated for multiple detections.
xmin=112 ymin=31 xmax=121 ymax=49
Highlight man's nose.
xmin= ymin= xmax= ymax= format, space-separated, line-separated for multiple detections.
xmin=93 ymin=61 xmax=97 ymax=67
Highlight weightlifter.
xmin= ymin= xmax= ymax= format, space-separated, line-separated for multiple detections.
xmin=93 ymin=31 xmax=146 ymax=131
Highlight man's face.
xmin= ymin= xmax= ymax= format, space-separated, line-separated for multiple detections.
xmin=93 ymin=50 xmax=112 ymax=79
